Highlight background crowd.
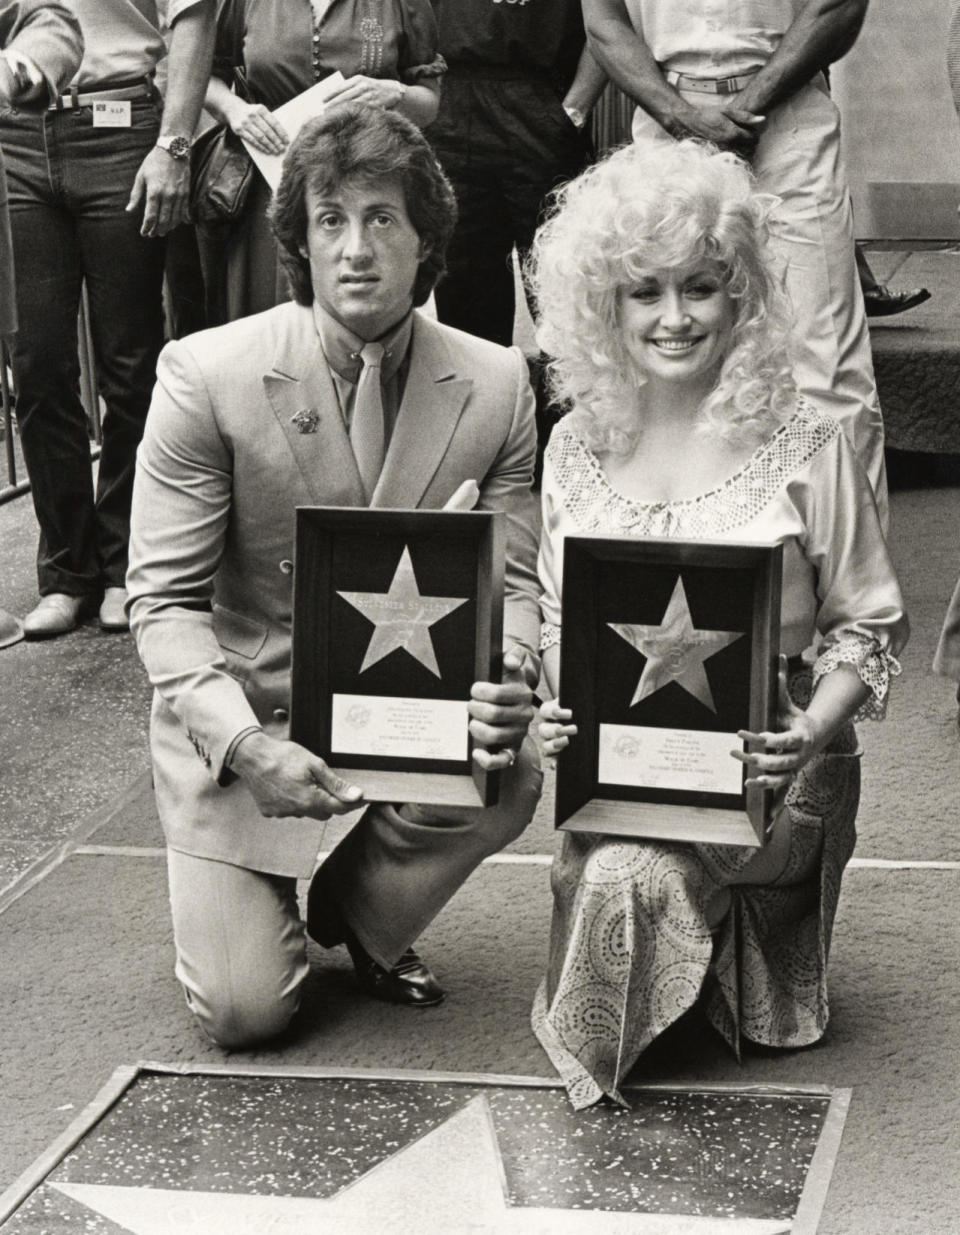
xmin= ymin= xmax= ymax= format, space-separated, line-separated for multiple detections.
xmin=0 ymin=0 xmax=954 ymax=1111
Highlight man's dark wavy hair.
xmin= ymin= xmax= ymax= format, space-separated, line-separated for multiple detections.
xmin=270 ymin=104 xmax=457 ymax=308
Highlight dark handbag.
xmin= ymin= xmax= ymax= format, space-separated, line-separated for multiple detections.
xmin=189 ymin=3 xmax=256 ymax=226
xmin=189 ymin=121 xmax=255 ymax=223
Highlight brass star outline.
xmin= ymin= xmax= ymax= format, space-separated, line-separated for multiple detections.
xmin=49 ymin=1096 xmax=793 ymax=1233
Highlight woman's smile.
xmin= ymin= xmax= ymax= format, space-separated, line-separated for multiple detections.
xmin=647 ymin=335 xmax=706 ymax=353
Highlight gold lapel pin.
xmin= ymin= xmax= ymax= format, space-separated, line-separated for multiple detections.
xmin=291 ymin=408 xmax=319 ymax=434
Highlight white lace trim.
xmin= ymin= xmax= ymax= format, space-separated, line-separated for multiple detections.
xmin=813 ymin=631 xmax=902 ymax=721
xmin=540 ymin=622 xmax=562 ymax=652
xmin=546 ymin=401 xmax=839 ymax=538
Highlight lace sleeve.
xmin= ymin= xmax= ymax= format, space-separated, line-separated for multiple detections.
xmin=540 ymin=622 xmax=561 ymax=652
xmin=813 ymin=631 xmax=903 ymax=721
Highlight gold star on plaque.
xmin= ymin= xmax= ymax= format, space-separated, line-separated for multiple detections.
xmin=609 ymin=575 xmax=743 ymax=713
xmin=338 ymin=545 xmax=468 ymax=678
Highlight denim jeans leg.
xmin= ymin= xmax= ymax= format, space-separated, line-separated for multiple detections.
xmin=69 ymin=100 xmax=166 ymax=589
xmin=1 ymin=101 xmax=165 ymax=596
xmin=2 ymin=109 xmax=97 ymax=597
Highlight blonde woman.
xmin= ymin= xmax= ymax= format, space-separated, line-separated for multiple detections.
xmin=527 ymin=139 xmax=908 ymax=1109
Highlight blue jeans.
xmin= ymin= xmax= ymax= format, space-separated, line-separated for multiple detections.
xmin=1 ymin=98 xmax=166 ymax=596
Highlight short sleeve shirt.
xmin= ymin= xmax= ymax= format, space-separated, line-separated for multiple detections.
xmin=219 ymin=0 xmax=443 ymax=110
xmin=68 ymin=0 xmax=204 ymax=88
xmin=625 ymin=0 xmax=802 ymax=77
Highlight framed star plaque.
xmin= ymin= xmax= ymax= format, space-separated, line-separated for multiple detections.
xmin=556 ymin=537 xmax=782 ymax=846
xmin=291 ymin=508 xmax=504 ymax=808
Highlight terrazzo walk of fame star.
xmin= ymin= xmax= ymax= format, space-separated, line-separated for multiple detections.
xmin=0 ymin=1067 xmax=849 ymax=1233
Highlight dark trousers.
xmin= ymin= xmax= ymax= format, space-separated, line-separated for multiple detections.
xmin=430 ymin=72 xmax=591 ymax=348
xmin=1 ymin=99 xmax=166 ymax=597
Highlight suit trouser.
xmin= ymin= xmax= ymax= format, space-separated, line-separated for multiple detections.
xmin=167 ymin=738 xmax=543 ymax=1047
xmin=0 ymin=100 xmax=166 ymax=596
xmin=632 ymin=76 xmax=888 ymax=531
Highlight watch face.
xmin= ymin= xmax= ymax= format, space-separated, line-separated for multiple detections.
xmin=164 ymin=135 xmax=191 ymax=160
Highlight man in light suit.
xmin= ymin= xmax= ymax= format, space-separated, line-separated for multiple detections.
xmin=127 ymin=105 xmax=543 ymax=1048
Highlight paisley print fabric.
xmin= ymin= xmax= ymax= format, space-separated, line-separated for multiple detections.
xmin=533 ymin=671 xmax=860 ymax=1109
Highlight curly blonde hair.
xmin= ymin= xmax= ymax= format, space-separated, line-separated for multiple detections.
xmin=526 ymin=139 xmax=797 ymax=454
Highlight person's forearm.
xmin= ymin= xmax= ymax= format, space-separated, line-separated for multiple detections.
xmin=161 ymin=0 xmax=216 ymax=138
xmin=204 ymin=72 xmax=239 ymax=126
xmin=542 ymin=643 xmax=561 ymax=699
xmin=396 ymin=79 xmax=439 ymax=127
xmin=562 ymin=44 xmax=607 ymax=118
xmin=805 ymin=662 xmax=871 ymax=751
xmin=736 ymin=0 xmax=869 ymax=114
xmin=583 ymin=0 xmax=709 ymax=138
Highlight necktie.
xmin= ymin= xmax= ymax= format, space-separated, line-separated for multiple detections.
xmin=351 ymin=341 xmax=386 ymax=500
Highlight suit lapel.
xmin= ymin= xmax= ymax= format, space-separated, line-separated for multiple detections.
xmin=372 ymin=314 xmax=472 ymax=509
xmin=262 ymin=304 xmax=366 ymax=507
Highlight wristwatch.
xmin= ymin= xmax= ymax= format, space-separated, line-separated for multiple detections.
xmin=155 ymin=134 xmax=191 ymax=161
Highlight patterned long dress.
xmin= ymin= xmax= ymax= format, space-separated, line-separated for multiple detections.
xmin=532 ymin=404 xmax=908 ymax=1109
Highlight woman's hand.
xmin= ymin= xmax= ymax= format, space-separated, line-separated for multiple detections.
xmin=539 ymin=697 xmax=578 ymax=758
xmin=325 ymin=74 xmax=407 ymax=111
xmin=733 ymin=655 xmax=823 ymax=795
xmin=225 ymin=99 xmax=289 ymax=155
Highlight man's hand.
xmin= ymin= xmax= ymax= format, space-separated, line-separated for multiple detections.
xmin=468 ymin=647 xmax=536 ymax=772
xmin=127 ymin=146 xmax=191 ymax=238
xmin=229 ymin=730 xmax=364 ymax=820
xmin=670 ymin=101 xmax=765 ymax=159
xmin=717 ymin=98 xmax=767 ymax=157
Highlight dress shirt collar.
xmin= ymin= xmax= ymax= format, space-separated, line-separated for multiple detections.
xmin=311 ymin=300 xmax=414 ymax=385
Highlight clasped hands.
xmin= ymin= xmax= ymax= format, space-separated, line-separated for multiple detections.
xmin=672 ymin=96 xmax=767 ymax=161
xmin=231 ymin=646 xmax=535 ymax=822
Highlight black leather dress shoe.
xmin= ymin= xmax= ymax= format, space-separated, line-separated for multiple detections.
xmin=346 ymin=939 xmax=446 ymax=1007
xmin=863 ymin=286 xmax=931 ymax=317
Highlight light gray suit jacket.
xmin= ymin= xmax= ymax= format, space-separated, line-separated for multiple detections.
xmin=127 ymin=302 xmax=540 ymax=878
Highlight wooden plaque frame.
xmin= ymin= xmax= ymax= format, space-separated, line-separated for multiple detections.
xmin=291 ymin=508 xmax=504 ymax=808
xmin=556 ymin=537 xmax=782 ymax=847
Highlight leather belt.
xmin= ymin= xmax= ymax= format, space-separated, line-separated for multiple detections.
xmin=49 ymin=79 xmax=154 ymax=111
xmin=664 ymin=69 xmax=759 ymax=95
